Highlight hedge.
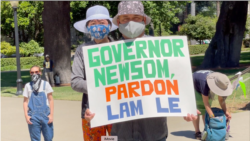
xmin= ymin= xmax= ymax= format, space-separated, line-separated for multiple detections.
xmin=1 ymin=57 xmax=44 ymax=68
xmin=188 ymin=44 xmax=250 ymax=55
xmin=188 ymin=44 xmax=209 ymax=55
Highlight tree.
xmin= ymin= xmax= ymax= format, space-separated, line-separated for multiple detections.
xmin=42 ymin=1 xmax=71 ymax=84
xmin=201 ymin=1 xmax=248 ymax=68
xmin=178 ymin=14 xmax=217 ymax=43
xmin=1 ymin=1 xmax=44 ymax=45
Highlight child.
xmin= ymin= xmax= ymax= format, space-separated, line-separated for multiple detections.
xmin=23 ymin=65 xmax=54 ymax=141
xmin=192 ymin=70 xmax=232 ymax=139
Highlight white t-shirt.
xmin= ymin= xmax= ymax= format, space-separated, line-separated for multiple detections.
xmin=23 ymin=80 xmax=53 ymax=106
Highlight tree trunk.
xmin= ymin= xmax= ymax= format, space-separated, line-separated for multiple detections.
xmin=42 ymin=1 xmax=71 ymax=84
xmin=216 ymin=1 xmax=220 ymax=17
xmin=201 ymin=1 xmax=248 ymax=68
xmin=159 ymin=23 xmax=162 ymax=36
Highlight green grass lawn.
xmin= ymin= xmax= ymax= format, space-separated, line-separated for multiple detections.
xmin=190 ymin=51 xmax=250 ymax=112
xmin=1 ymin=70 xmax=82 ymax=101
xmin=191 ymin=51 xmax=250 ymax=67
xmin=1 ymin=85 xmax=83 ymax=101
xmin=211 ymin=72 xmax=250 ymax=113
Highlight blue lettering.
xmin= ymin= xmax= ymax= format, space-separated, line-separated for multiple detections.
xmin=120 ymin=102 xmax=130 ymax=118
xmin=169 ymin=97 xmax=181 ymax=113
xmin=107 ymin=105 xmax=119 ymax=120
xmin=156 ymin=97 xmax=169 ymax=113
xmin=130 ymin=100 xmax=143 ymax=116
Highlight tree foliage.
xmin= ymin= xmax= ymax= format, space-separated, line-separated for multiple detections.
xmin=1 ymin=2 xmax=13 ymax=37
xmin=178 ymin=14 xmax=217 ymax=41
xmin=0 ymin=41 xmax=25 ymax=56
xmin=19 ymin=40 xmax=44 ymax=57
xmin=194 ymin=1 xmax=218 ymax=17
xmin=245 ymin=15 xmax=250 ymax=36
xmin=1 ymin=1 xmax=44 ymax=45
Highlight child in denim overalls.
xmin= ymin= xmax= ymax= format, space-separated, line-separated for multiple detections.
xmin=23 ymin=66 xmax=54 ymax=141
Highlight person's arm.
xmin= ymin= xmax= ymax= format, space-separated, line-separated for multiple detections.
xmin=43 ymin=61 xmax=45 ymax=68
xmin=23 ymin=97 xmax=32 ymax=124
xmin=218 ymin=96 xmax=232 ymax=120
xmin=47 ymin=93 xmax=54 ymax=124
xmin=71 ymin=46 xmax=88 ymax=93
xmin=202 ymin=94 xmax=214 ymax=117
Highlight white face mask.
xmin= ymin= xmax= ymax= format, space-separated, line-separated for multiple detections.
xmin=119 ymin=21 xmax=145 ymax=38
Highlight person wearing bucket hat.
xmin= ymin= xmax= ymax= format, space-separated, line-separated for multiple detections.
xmin=112 ymin=1 xmax=152 ymax=39
xmin=71 ymin=5 xmax=117 ymax=141
xmin=102 ymin=1 xmax=200 ymax=141
xmin=84 ymin=2 xmax=201 ymax=141
xmin=192 ymin=70 xmax=233 ymax=139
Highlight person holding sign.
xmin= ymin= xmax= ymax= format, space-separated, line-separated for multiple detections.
xmin=192 ymin=70 xmax=232 ymax=139
xmin=71 ymin=5 xmax=118 ymax=141
xmin=81 ymin=1 xmax=199 ymax=141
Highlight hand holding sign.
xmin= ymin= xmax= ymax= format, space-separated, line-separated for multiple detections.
xmin=183 ymin=110 xmax=201 ymax=122
xmin=85 ymin=109 xmax=95 ymax=122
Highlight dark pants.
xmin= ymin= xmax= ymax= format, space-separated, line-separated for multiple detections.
xmin=157 ymin=136 xmax=167 ymax=141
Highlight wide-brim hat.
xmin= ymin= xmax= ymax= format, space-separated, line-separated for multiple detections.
xmin=112 ymin=1 xmax=151 ymax=26
xmin=74 ymin=5 xmax=118 ymax=33
xmin=207 ymin=72 xmax=233 ymax=97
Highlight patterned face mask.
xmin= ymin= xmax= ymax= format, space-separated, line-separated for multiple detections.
xmin=31 ymin=74 xmax=41 ymax=93
xmin=87 ymin=24 xmax=110 ymax=39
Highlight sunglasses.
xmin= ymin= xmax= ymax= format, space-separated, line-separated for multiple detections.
xmin=30 ymin=71 xmax=39 ymax=75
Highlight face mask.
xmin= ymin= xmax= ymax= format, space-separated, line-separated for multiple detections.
xmin=31 ymin=74 xmax=41 ymax=92
xmin=119 ymin=21 xmax=145 ymax=39
xmin=87 ymin=24 xmax=110 ymax=40
xmin=31 ymin=74 xmax=41 ymax=82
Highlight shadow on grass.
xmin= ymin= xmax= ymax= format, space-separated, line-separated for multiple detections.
xmin=1 ymin=70 xmax=30 ymax=88
xmin=190 ymin=55 xmax=205 ymax=67
xmin=239 ymin=102 xmax=250 ymax=111
xmin=240 ymin=52 xmax=250 ymax=64
xmin=2 ymin=89 xmax=16 ymax=95
xmin=191 ymin=52 xmax=250 ymax=68
xmin=1 ymin=87 xmax=13 ymax=91
xmin=170 ymin=130 xmax=194 ymax=139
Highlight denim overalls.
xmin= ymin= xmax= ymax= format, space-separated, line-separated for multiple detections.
xmin=28 ymin=81 xmax=53 ymax=141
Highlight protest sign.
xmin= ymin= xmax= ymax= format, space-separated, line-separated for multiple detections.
xmin=82 ymin=36 xmax=197 ymax=128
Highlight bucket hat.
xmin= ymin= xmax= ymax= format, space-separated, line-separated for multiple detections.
xmin=74 ymin=5 xmax=117 ymax=33
xmin=112 ymin=1 xmax=151 ymax=26
xmin=207 ymin=72 xmax=233 ymax=97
